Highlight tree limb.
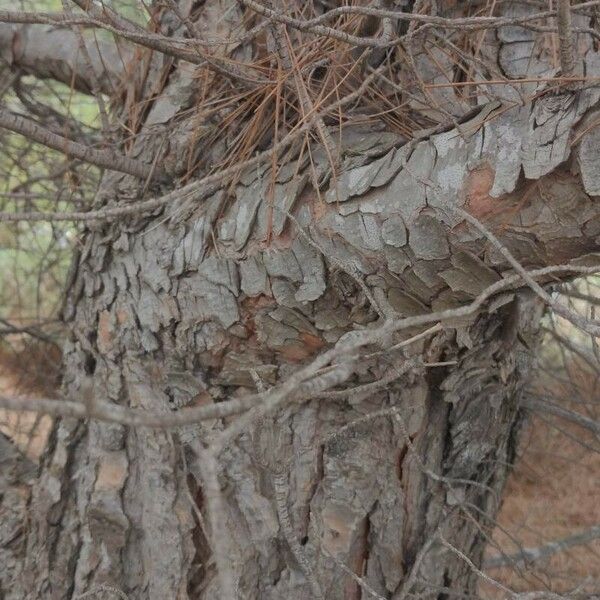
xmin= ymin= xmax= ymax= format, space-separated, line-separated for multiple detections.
xmin=0 ymin=23 xmax=127 ymax=95
xmin=0 ymin=12 xmax=268 ymax=87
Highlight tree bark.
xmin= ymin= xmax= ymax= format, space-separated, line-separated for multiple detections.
xmin=3 ymin=2 xmax=600 ymax=599
xmin=10 ymin=108 xmax=600 ymax=598
xmin=0 ymin=23 xmax=128 ymax=95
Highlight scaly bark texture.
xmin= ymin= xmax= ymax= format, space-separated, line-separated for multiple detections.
xmin=3 ymin=2 xmax=600 ymax=599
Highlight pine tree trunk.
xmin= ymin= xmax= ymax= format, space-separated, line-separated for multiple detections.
xmin=11 ymin=117 xmax=600 ymax=599
xmin=12 ymin=299 xmax=543 ymax=600
xmin=4 ymin=2 xmax=600 ymax=599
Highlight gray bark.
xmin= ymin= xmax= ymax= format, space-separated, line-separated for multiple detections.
xmin=0 ymin=23 xmax=128 ymax=95
xmin=3 ymin=2 xmax=600 ymax=599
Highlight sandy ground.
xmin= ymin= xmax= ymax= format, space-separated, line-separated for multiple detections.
xmin=483 ymin=409 xmax=600 ymax=597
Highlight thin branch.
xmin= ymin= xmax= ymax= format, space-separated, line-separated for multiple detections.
xmin=522 ymin=396 xmax=600 ymax=437
xmin=0 ymin=62 xmax=387 ymax=222
xmin=74 ymin=585 xmax=129 ymax=600
xmin=557 ymin=0 xmax=576 ymax=76
xmin=192 ymin=445 xmax=238 ymax=600
xmin=236 ymin=0 xmax=599 ymax=47
xmin=0 ymin=108 xmax=156 ymax=180
xmin=485 ymin=525 xmax=600 ymax=570
xmin=272 ymin=471 xmax=323 ymax=598
xmin=322 ymin=547 xmax=387 ymax=600
xmin=440 ymin=536 xmax=516 ymax=598
xmin=0 ymin=316 xmax=57 ymax=345
xmin=394 ymin=529 xmax=439 ymax=600
xmin=453 ymin=206 xmax=600 ymax=337
xmin=440 ymin=537 xmax=574 ymax=600
xmin=2 ymin=3 xmax=592 ymax=59
xmin=1 ymin=264 xmax=599 ymax=430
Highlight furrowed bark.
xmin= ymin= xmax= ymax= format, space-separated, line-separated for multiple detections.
xmin=3 ymin=2 xmax=600 ymax=600
xmin=7 ymin=89 xmax=600 ymax=598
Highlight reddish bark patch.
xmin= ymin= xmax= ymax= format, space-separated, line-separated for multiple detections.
xmin=279 ymin=332 xmax=325 ymax=362
xmin=464 ymin=164 xmax=500 ymax=220
xmin=96 ymin=456 xmax=128 ymax=490
xmin=272 ymin=225 xmax=295 ymax=249
xmin=115 ymin=308 xmax=129 ymax=326
xmin=189 ymin=390 xmax=213 ymax=408
xmin=239 ymin=295 xmax=275 ymax=341
xmin=310 ymin=194 xmax=328 ymax=222
xmin=97 ymin=310 xmax=114 ymax=354
xmin=299 ymin=331 xmax=326 ymax=352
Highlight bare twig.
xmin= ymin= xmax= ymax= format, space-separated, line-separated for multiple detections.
xmin=485 ymin=524 xmax=600 ymax=570
xmin=236 ymin=1 xmax=600 ymax=47
xmin=0 ymin=108 xmax=156 ymax=180
xmin=322 ymin=548 xmax=387 ymax=600
xmin=522 ymin=396 xmax=600 ymax=437
xmin=74 ymin=584 xmax=129 ymax=599
xmin=192 ymin=445 xmax=238 ymax=600
xmin=453 ymin=206 xmax=600 ymax=337
xmin=272 ymin=472 xmax=323 ymax=598
xmin=440 ymin=537 xmax=579 ymax=600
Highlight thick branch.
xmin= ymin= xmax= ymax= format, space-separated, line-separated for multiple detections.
xmin=0 ymin=23 xmax=127 ymax=95
xmin=0 ymin=12 xmax=267 ymax=87
xmin=0 ymin=108 xmax=156 ymax=180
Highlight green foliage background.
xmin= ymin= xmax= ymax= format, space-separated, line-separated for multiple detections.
xmin=0 ymin=0 xmax=148 ymax=330
xmin=0 ymin=0 xmax=104 ymax=331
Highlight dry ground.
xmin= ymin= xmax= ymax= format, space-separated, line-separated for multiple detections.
xmin=483 ymin=410 xmax=600 ymax=597
xmin=483 ymin=357 xmax=600 ymax=598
